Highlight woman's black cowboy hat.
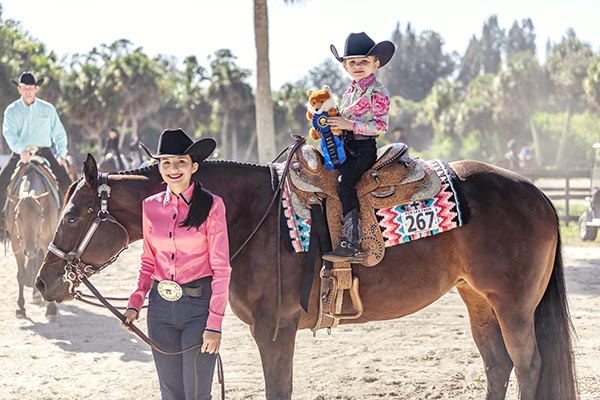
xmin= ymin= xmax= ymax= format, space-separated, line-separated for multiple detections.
xmin=330 ymin=32 xmax=395 ymax=68
xmin=11 ymin=72 xmax=45 ymax=86
xmin=140 ymin=128 xmax=216 ymax=162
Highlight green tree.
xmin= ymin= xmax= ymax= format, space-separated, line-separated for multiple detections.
xmin=307 ymin=59 xmax=347 ymax=96
xmin=61 ymin=50 xmax=112 ymax=154
xmin=424 ymin=78 xmax=463 ymax=140
xmin=457 ymin=36 xmax=481 ymax=87
xmin=387 ymin=96 xmax=433 ymax=151
xmin=455 ymin=74 xmax=496 ymax=159
xmin=545 ymin=29 xmax=594 ymax=166
xmin=505 ymin=18 xmax=536 ymax=59
xmin=493 ymin=52 xmax=545 ymax=160
xmin=99 ymin=40 xmax=165 ymax=147
xmin=584 ymin=56 xmax=600 ymax=115
xmin=479 ymin=15 xmax=504 ymax=74
xmin=208 ymin=49 xmax=254 ymax=160
xmin=381 ymin=22 xmax=454 ymax=101
xmin=275 ymin=80 xmax=311 ymax=141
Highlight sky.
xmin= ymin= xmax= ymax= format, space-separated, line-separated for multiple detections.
xmin=1 ymin=0 xmax=599 ymax=89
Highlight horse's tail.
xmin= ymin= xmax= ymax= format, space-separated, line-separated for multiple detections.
xmin=534 ymin=223 xmax=578 ymax=399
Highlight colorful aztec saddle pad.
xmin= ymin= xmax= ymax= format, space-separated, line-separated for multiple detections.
xmin=281 ymin=159 xmax=467 ymax=253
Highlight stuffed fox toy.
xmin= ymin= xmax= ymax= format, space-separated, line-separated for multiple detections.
xmin=306 ymin=85 xmax=342 ymax=140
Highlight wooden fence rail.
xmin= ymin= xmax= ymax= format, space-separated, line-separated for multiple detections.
xmin=522 ymin=169 xmax=591 ymax=225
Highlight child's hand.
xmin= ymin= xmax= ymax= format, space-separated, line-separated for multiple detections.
xmin=328 ymin=116 xmax=353 ymax=132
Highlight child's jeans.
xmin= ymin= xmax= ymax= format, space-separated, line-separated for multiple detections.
xmin=339 ymin=138 xmax=377 ymax=216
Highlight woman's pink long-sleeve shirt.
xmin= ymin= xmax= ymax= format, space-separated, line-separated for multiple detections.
xmin=127 ymin=183 xmax=231 ymax=331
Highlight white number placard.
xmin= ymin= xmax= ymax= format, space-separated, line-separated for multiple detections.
xmin=400 ymin=206 xmax=439 ymax=235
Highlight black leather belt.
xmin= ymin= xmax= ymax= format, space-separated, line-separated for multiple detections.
xmin=151 ymin=277 xmax=211 ymax=298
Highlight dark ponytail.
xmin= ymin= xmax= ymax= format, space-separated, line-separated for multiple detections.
xmin=181 ymin=180 xmax=214 ymax=229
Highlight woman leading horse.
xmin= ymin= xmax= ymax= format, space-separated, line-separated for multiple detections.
xmin=35 ymin=143 xmax=577 ymax=400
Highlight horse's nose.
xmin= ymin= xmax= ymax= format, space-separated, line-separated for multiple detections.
xmin=35 ymin=275 xmax=46 ymax=296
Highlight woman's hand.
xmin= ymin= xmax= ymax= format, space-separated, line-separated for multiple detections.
xmin=121 ymin=308 xmax=138 ymax=332
xmin=201 ymin=330 xmax=222 ymax=354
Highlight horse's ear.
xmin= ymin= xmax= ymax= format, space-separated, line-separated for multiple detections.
xmin=83 ymin=154 xmax=98 ymax=188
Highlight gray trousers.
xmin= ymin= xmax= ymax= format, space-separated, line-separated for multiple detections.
xmin=147 ymin=286 xmax=217 ymax=400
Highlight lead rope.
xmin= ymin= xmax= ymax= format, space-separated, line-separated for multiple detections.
xmin=80 ymin=275 xmax=225 ymax=400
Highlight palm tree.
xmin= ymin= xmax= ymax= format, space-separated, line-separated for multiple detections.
xmin=208 ymin=49 xmax=254 ymax=160
xmin=253 ymin=0 xmax=299 ymax=163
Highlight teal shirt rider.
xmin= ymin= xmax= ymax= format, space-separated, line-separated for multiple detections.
xmin=2 ymin=97 xmax=68 ymax=158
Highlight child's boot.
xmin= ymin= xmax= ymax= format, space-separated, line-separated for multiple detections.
xmin=323 ymin=208 xmax=365 ymax=263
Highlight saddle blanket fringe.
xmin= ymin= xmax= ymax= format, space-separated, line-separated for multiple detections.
xmin=281 ymin=180 xmax=312 ymax=252
xmin=281 ymin=159 xmax=466 ymax=253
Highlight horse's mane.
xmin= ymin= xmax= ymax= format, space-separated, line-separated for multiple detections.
xmin=108 ymin=163 xmax=161 ymax=177
xmin=108 ymin=159 xmax=269 ymax=177
xmin=203 ymin=159 xmax=269 ymax=171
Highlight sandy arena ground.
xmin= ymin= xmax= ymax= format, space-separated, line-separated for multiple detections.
xmin=0 ymin=241 xmax=598 ymax=400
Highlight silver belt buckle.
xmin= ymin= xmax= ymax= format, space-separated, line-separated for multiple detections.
xmin=157 ymin=280 xmax=183 ymax=301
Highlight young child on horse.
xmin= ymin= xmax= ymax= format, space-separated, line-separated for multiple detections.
xmin=122 ymin=129 xmax=231 ymax=400
xmin=322 ymin=32 xmax=395 ymax=263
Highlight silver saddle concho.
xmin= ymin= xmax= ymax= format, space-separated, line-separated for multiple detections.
xmin=157 ymin=280 xmax=183 ymax=301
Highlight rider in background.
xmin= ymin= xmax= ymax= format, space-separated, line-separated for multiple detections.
xmin=103 ymin=127 xmax=127 ymax=170
xmin=504 ymin=139 xmax=519 ymax=170
xmin=0 ymin=71 xmax=72 ymax=211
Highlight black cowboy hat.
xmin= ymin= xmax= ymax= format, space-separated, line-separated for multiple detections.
xmin=11 ymin=72 xmax=44 ymax=86
xmin=140 ymin=128 xmax=216 ymax=162
xmin=330 ymin=32 xmax=395 ymax=68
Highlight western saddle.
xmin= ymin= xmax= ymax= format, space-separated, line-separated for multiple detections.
xmin=283 ymin=140 xmax=442 ymax=332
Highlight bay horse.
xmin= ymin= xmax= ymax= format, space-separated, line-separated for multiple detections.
xmin=35 ymin=149 xmax=577 ymax=400
xmin=98 ymin=151 xmax=128 ymax=173
xmin=5 ymin=159 xmax=59 ymax=321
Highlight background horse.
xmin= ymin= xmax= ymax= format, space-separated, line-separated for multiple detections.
xmin=36 ymin=152 xmax=577 ymax=400
xmin=98 ymin=151 xmax=129 ymax=173
xmin=5 ymin=160 xmax=59 ymax=321
xmin=65 ymin=154 xmax=82 ymax=182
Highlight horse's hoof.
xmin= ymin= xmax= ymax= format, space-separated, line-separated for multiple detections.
xmin=16 ymin=310 xmax=27 ymax=319
xmin=32 ymin=293 xmax=44 ymax=305
xmin=46 ymin=313 xmax=57 ymax=323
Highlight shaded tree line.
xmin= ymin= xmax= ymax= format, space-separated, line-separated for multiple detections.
xmin=2 ymin=5 xmax=600 ymax=169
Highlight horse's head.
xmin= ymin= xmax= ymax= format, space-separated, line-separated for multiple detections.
xmin=36 ymin=154 xmax=131 ymax=303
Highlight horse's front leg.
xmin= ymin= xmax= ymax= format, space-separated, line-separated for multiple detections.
xmin=15 ymin=255 xmax=27 ymax=318
xmin=251 ymin=321 xmax=298 ymax=400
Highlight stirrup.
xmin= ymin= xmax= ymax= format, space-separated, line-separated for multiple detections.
xmin=322 ymin=241 xmax=365 ymax=263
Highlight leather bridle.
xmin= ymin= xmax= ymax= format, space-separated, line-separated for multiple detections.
xmin=47 ymin=173 xmax=129 ymax=295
